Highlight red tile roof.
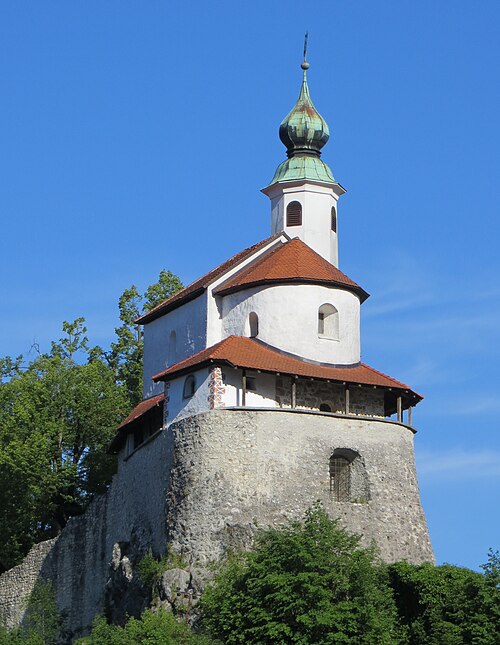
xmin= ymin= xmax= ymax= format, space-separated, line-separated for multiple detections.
xmin=109 ymin=393 xmax=164 ymax=453
xmin=136 ymin=235 xmax=283 ymax=324
xmin=118 ymin=393 xmax=165 ymax=428
xmin=152 ymin=336 xmax=422 ymax=403
xmin=213 ymin=238 xmax=369 ymax=302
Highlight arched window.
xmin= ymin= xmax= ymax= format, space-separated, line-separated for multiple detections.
xmin=168 ymin=330 xmax=177 ymax=365
xmin=329 ymin=448 xmax=370 ymax=503
xmin=318 ymin=304 xmax=339 ymax=340
xmin=331 ymin=207 xmax=337 ymax=233
xmin=319 ymin=403 xmax=332 ymax=412
xmin=249 ymin=312 xmax=259 ymax=338
xmin=286 ymin=201 xmax=302 ymax=227
xmin=183 ymin=375 xmax=195 ymax=399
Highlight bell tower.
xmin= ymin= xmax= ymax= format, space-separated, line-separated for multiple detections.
xmin=262 ymin=49 xmax=345 ymax=267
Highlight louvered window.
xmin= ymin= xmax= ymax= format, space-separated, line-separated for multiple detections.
xmin=286 ymin=201 xmax=302 ymax=227
xmin=331 ymin=207 xmax=337 ymax=232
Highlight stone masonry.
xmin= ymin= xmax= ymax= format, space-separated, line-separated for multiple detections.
xmin=0 ymin=408 xmax=433 ymax=641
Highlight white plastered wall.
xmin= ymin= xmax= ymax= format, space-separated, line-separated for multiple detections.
xmin=142 ymin=295 xmax=208 ymax=399
xmin=205 ymin=236 xmax=287 ymax=348
xmin=266 ymin=181 xmax=341 ymax=266
xmin=166 ymin=367 xmax=211 ymax=425
xmin=223 ymin=369 xmax=278 ymax=408
xmin=219 ymin=284 xmax=361 ymax=365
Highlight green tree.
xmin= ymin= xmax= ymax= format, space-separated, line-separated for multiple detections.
xmin=0 ymin=325 xmax=128 ymax=568
xmin=201 ymin=503 xmax=402 ymax=644
xmin=0 ymin=270 xmax=182 ymax=570
xmin=389 ymin=559 xmax=500 ymax=645
xmin=97 ymin=270 xmax=182 ymax=407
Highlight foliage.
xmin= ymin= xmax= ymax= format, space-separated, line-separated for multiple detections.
xmin=0 ymin=324 xmax=128 ymax=569
xmin=74 ymin=609 xmax=215 ymax=645
xmin=0 ymin=581 xmax=59 ymax=645
xmin=94 ymin=269 xmax=182 ymax=407
xmin=389 ymin=558 xmax=500 ymax=645
xmin=201 ymin=503 xmax=402 ymax=644
xmin=138 ymin=547 xmax=189 ymax=599
xmin=0 ymin=270 xmax=182 ymax=570
xmin=23 ymin=580 xmax=59 ymax=645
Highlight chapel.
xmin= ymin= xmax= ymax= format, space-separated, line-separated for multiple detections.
xmin=106 ymin=55 xmax=433 ymax=566
xmin=111 ymin=58 xmax=422 ymax=459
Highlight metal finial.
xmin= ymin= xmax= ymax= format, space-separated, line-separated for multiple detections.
xmin=301 ymin=32 xmax=310 ymax=70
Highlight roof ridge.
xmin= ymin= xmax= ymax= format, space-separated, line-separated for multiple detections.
xmin=214 ymin=237 xmax=369 ymax=301
xmin=137 ymin=235 xmax=283 ymax=324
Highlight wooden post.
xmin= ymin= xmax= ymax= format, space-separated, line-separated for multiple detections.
xmin=345 ymin=384 xmax=350 ymax=414
xmin=291 ymin=378 xmax=297 ymax=409
xmin=408 ymin=406 xmax=413 ymax=426
xmin=397 ymin=396 xmax=402 ymax=423
xmin=242 ymin=370 xmax=247 ymax=407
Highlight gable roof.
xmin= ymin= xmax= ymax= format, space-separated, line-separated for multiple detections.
xmin=213 ymin=238 xmax=369 ymax=302
xmin=152 ymin=336 xmax=422 ymax=405
xmin=136 ymin=235 xmax=283 ymax=324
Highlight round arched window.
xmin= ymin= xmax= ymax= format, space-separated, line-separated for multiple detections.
xmin=183 ymin=375 xmax=196 ymax=399
xmin=249 ymin=312 xmax=259 ymax=338
xmin=318 ymin=304 xmax=339 ymax=340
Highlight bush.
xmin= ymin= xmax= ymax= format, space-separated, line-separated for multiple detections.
xmin=75 ymin=609 xmax=215 ymax=645
xmin=200 ymin=503 xmax=402 ymax=644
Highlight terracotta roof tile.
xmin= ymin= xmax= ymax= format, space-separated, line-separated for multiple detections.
xmin=152 ymin=336 xmax=421 ymax=403
xmin=117 ymin=393 xmax=165 ymax=429
xmin=109 ymin=393 xmax=165 ymax=453
xmin=213 ymin=238 xmax=369 ymax=302
xmin=137 ymin=235 xmax=282 ymax=324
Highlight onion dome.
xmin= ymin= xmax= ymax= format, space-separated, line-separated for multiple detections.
xmin=267 ymin=59 xmax=338 ymax=187
xmin=279 ymin=62 xmax=330 ymax=158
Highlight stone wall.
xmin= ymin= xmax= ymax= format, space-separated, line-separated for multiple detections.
xmin=166 ymin=409 xmax=433 ymax=565
xmin=275 ymin=376 xmax=385 ymax=416
xmin=0 ymin=426 xmax=173 ymax=641
xmin=0 ymin=408 xmax=433 ymax=640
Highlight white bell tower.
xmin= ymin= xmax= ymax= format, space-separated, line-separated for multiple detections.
xmin=262 ymin=55 xmax=345 ymax=267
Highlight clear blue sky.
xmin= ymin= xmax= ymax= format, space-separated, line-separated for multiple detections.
xmin=1 ymin=1 xmax=499 ymax=571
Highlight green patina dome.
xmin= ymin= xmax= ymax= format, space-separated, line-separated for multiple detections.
xmin=279 ymin=69 xmax=330 ymax=157
xmin=267 ymin=62 xmax=337 ymax=187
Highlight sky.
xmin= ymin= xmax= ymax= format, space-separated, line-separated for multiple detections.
xmin=0 ymin=1 xmax=499 ymax=571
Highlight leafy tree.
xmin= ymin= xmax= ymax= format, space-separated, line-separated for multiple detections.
xmin=0 ymin=323 xmax=128 ymax=568
xmin=389 ymin=559 xmax=500 ymax=645
xmin=96 ymin=269 xmax=182 ymax=407
xmin=201 ymin=503 xmax=402 ymax=644
xmin=75 ymin=609 xmax=215 ymax=645
xmin=0 ymin=270 xmax=182 ymax=570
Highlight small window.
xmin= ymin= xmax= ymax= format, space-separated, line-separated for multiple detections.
xmin=183 ymin=375 xmax=196 ymax=399
xmin=318 ymin=304 xmax=339 ymax=340
xmin=319 ymin=403 xmax=332 ymax=412
xmin=246 ymin=377 xmax=257 ymax=392
xmin=331 ymin=207 xmax=337 ymax=233
xmin=329 ymin=455 xmax=350 ymax=501
xmin=249 ymin=312 xmax=259 ymax=338
xmin=286 ymin=201 xmax=302 ymax=227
